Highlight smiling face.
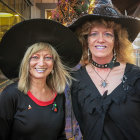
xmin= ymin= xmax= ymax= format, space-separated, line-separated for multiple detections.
xmin=29 ymin=49 xmax=54 ymax=80
xmin=88 ymin=24 xmax=115 ymax=63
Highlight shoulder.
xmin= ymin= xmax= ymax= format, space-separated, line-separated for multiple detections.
xmin=55 ymin=93 xmax=65 ymax=109
xmin=70 ymin=67 xmax=86 ymax=93
xmin=126 ymin=63 xmax=140 ymax=78
xmin=0 ymin=82 xmax=21 ymax=100
xmin=56 ymin=93 xmax=65 ymax=103
xmin=0 ymin=82 xmax=22 ymax=117
xmin=71 ymin=66 xmax=86 ymax=79
xmin=125 ymin=63 xmax=140 ymax=87
xmin=57 ymin=93 xmax=65 ymax=99
xmin=127 ymin=63 xmax=140 ymax=71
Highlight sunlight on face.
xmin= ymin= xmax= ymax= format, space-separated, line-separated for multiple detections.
xmin=88 ymin=25 xmax=114 ymax=60
xmin=29 ymin=49 xmax=54 ymax=80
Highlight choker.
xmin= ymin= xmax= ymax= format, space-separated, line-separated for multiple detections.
xmin=91 ymin=56 xmax=120 ymax=69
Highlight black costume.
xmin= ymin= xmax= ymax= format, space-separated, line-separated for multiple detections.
xmin=0 ymin=83 xmax=66 ymax=140
xmin=71 ymin=63 xmax=140 ymax=140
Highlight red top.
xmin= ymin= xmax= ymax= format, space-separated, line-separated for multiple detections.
xmin=27 ymin=90 xmax=57 ymax=106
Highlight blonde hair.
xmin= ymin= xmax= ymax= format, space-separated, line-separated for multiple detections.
xmin=18 ymin=42 xmax=72 ymax=94
xmin=75 ymin=19 xmax=135 ymax=65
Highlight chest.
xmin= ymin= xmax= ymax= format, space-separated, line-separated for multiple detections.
xmin=87 ymin=65 xmax=125 ymax=95
xmin=77 ymin=80 xmax=140 ymax=120
xmin=12 ymin=95 xmax=64 ymax=135
xmin=92 ymin=70 xmax=123 ymax=95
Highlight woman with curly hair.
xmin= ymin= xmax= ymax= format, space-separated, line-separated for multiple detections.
xmin=69 ymin=3 xmax=140 ymax=140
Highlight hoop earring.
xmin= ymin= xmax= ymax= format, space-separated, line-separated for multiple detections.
xmin=88 ymin=48 xmax=90 ymax=62
xmin=113 ymin=49 xmax=117 ymax=60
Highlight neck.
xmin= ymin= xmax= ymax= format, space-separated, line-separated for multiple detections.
xmin=94 ymin=66 xmax=111 ymax=72
xmin=91 ymin=54 xmax=120 ymax=69
xmin=29 ymin=78 xmax=48 ymax=92
xmin=92 ymin=55 xmax=113 ymax=64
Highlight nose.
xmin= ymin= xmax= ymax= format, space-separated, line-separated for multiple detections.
xmin=38 ymin=58 xmax=45 ymax=66
xmin=97 ymin=33 xmax=105 ymax=42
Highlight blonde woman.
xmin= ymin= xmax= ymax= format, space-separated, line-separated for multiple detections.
xmin=0 ymin=19 xmax=82 ymax=140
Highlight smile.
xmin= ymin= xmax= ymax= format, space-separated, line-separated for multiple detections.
xmin=35 ymin=68 xmax=47 ymax=73
xmin=95 ymin=45 xmax=106 ymax=49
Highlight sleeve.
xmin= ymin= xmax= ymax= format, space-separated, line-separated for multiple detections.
xmin=128 ymin=64 xmax=140 ymax=95
xmin=0 ymin=84 xmax=18 ymax=140
xmin=134 ymin=78 xmax=140 ymax=95
xmin=57 ymin=94 xmax=67 ymax=140
xmin=70 ymin=78 xmax=84 ymax=134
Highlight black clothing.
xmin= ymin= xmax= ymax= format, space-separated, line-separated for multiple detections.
xmin=0 ymin=83 xmax=66 ymax=140
xmin=71 ymin=63 xmax=140 ymax=140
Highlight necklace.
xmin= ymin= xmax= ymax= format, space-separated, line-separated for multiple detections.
xmin=91 ymin=56 xmax=120 ymax=68
xmin=93 ymin=67 xmax=112 ymax=88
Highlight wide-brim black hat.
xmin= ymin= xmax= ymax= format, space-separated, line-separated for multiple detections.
xmin=68 ymin=4 xmax=140 ymax=42
xmin=0 ymin=19 xmax=82 ymax=79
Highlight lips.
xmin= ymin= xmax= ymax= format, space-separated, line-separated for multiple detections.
xmin=35 ymin=68 xmax=47 ymax=73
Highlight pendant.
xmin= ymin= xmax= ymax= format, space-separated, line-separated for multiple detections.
xmin=101 ymin=80 xmax=108 ymax=88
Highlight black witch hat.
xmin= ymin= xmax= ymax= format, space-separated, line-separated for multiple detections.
xmin=0 ymin=19 xmax=82 ymax=79
xmin=69 ymin=0 xmax=140 ymax=42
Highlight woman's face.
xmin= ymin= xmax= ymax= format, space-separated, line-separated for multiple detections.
xmin=88 ymin=24 xmax=114 ymax=60
xmin=29 ymin=49 xmax=54 ymax=80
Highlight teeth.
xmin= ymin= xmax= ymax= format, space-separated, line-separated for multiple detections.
xmin=95 ymin=45 xmax=106 ymax=49
xmin=35 ymin=68 xmax=46 ymax=73
xmin=96 ymin=46 xmax=105 ymax=48
xmin=36 ymin=68 xmax=46 ymax=70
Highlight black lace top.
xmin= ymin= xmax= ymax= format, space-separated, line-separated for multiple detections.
xmin=71 ymin=63 xmax=140 ymax=140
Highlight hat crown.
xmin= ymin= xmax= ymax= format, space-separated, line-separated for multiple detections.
xmin=93 ymin=4 xmax=122 ymax=18
xmin=97 ymin=0 xmax=113 ymax=5
xmin=68 ymin=2 xmax=140 ymax=42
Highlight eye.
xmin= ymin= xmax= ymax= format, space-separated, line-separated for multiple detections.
xmin=30 ymin=55 xmax=39 ymax=60
xmin=45 ymin=56 xmax=53 ymax=61
xmin=104 ymin=32 xmax=114 ymax=38
xmin=89 ymin=32 xmax=98 ymax=37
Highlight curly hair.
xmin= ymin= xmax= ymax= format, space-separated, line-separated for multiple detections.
xmin=75 ymin=19 xmax=135 ymax=65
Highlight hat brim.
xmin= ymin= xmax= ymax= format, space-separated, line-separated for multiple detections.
xmin=69 ymin=14 xmax=140 ymax=42
xmin=0 ymin=19 xmax=82 ymax=79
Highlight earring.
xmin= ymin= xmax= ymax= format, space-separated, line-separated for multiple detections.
xmin=113 ymin=49 xmax=117 ymax=59
xmin=88 ymin=48 xmax=91 ymax=62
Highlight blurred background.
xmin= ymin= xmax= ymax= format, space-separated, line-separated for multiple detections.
xmin=0 ymin=0 xmax=140 ymax=139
